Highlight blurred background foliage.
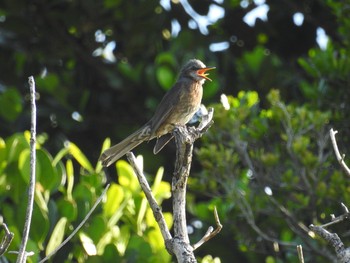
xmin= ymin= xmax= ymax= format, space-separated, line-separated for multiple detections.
xmin=0 ymin=0 xmax=350 ymax=262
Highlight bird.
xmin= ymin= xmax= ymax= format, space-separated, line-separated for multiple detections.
xmin=99 ymin=59 xmax=215 ymax=167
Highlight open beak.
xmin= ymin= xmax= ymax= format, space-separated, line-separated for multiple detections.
xmin=197 ymin=67 xmax=215 ymax=81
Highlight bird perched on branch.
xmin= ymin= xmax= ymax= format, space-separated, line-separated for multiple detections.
xmin=99 ymin=59 xmax=215 ymax=167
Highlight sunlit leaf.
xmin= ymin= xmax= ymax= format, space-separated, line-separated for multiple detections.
xmin=46 ymin=217 xmax=68 ymax=256
xmin=0 ymin=137 xmax=5 ymax=162
xmin=136 ymin=196 xmax=148 ymax=233
xmin=96 ymin=138 xmax=111 ymax=173
xmin=117 ymin=160 xmax=139 ymax=192
xmin=115 ymin=225 xmax=130 ymax=255
xmin=6 ymin=133 xmax=29 ymax=163
xmin=52 ymin=147 xmax=69 ymax=166
xmin=151 ymin=166 xmax=164 ymax=193
xmin=35 ymin=189 xmax=49 ymax=214
xmin=103 ymin=184 xmax=124 ymax=217
xmin=66 ymin=159 xmax=74 ymax=199
xmin=67 ymin=142 xmax=94 ymax=172
xmin=79 ymin=232 xmax=97 ymax=256
xmin=18 ymin=149 xmax=31 ymax=184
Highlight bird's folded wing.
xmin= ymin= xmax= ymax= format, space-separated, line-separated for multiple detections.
xmin=149 ymin=82 xmax=182 ymax=134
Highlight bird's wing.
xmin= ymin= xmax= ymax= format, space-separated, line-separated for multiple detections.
xmin=149 ymin=81 xmax=183 ymax=135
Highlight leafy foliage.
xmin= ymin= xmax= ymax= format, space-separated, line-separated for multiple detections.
xmin=1 ymin=0 xmax=350 ymax=262
xmin=191 ymin=91 xmax=341 ymax=262
xmin=0 ymin=133 xmax=172 ymax=262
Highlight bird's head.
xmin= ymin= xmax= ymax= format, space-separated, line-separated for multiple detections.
xmin=180 ymin=59 xmax=215 ymax=82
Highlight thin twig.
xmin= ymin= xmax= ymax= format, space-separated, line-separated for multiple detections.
xmin=330 ymin=128 xmax=350 ymax=176
xmin=126 ymin=153 xmax=172 ymax=246
xmin=39 ymin=184 xmax=110 ymax=263
xmin=192 ymin=207 xmax=222 ymax=250
xmin=318 ymin=203 xmax=350 ymax=228
xmin=297 ymin=245 xmax=304 ymax=263
xmin=16 ymin=76 xmax=37 ymax=263
xmin=0 ymin=220 xmax=14 ymax=256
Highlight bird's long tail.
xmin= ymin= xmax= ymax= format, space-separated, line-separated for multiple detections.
xmin=99 ymin=124 xmax=152 ymax=167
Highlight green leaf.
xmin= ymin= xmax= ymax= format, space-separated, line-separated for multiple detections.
xmin=125 ymin=235 xmax=153 ymax=261
xmin=66 ymin=159 xmax=74 ymax=199
xmin=18 ymin=148 xmax=31 ymax=184
xmin=107 ymin=197 xmax=130 ymax=227
xmin=201 ymin=255 xmax=222 ymax=263
xmin=18 ymin=148 xmax=61 ymax=192
xmin=154 ymin=181 xmax=171 ymax=202
xmin=155 ymin=52 xmax=176 ymax=65
xmin=0 ymin=137 xmax=6 ymax=163
xmin=67 ymin=142 xmax=94 ymax=172
xmin=35 ymin=189 xmax=49 ymax=215
xmin=203 ymin=76 xmax=219 ymax=99
xmin=52 ymin=147 xmax=70 ymax=166
xmin=46 ymin=217 xmax=68 ymax=256
xmin=57 ymin=198 xmax=77 ymax=221
xmin=156 ymin=65 xmax=175 ymax=90
xmin=242 ymin=46 xmax=266 ymax=74
xmin=146 ymin=225 xmax=164 ymax=249
xmin=103 ymin=184 xmax=124 ymax=217
xmin=79 ymin=232 xmax=97 ymax=256
xmin=85 ymin=215 xmax=108 ymax=242
xmin=0 ymin=88 xmax=23 ymax=121
xmin=73 ymin=184 xmax=94 ymax=204
xmin=151 ymin=166 xmax=164 ymax=193
xmin=3 ymin=162 xmax=26 ymax=204
xmin=136 ymin=196 xmax=148 ymax=233
xmin=18 ymin=201 xmax=49 ymax=250
xmin=6 ymin=133 xmax=29 ymax=163
xmin=96 ymin=225 xmax=120 ymax=255
xmin=36 ymin=149 xmax=60 ymax=191
xmin=36 ymin=73 xmax=59 ymax=93
xmin=265 ymin=256 xmax=275 ymax=263
xmin=104 ymin=0 xmax=122 ymax=8
xmin=115 ymin=225 xmax=130 ymax=255
xmin=96 ymin=138 xmax=111 ymax=173
xmin=117 ymin=61 xmax=141 ymax=82
xmin=117 ymin=160 xmax=139 ymax=192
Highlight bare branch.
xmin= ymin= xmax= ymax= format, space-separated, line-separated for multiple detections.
xmin=297 ymin=245 xmax=304 ymax=263
xmin=39 ymin=184 xmax=110 ymax=263
xmin=16 ymin=76 xmax=37 ymax=263
xmin=318 ymin=203 xmax=350 ymax=228
xmin=309 ymin=225 xmax=350 ymax=263
xmin=192 ymin=207 xmax=222 ymax=250
xmin=0 ymin=219 xmax=14 ymax=256
xmin=126 ymin=152 xmax=172 ymax=249
xmin=170 ymin=108 xmax=215 ymax=263
xmin=330 ymin=128 xmax=350 ymax=176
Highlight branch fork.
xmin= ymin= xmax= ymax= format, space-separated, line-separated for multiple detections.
xmin=127 ymin=107 xmax=221 ymax=263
